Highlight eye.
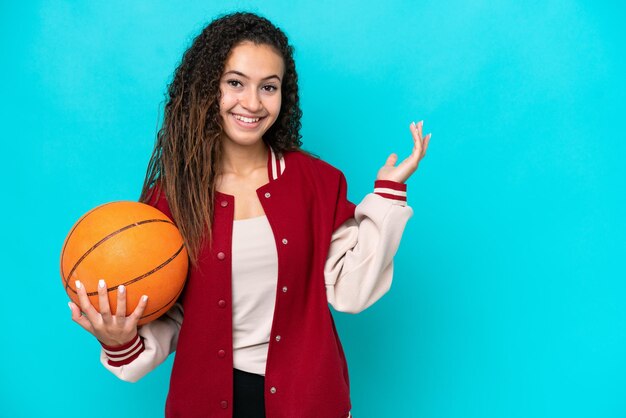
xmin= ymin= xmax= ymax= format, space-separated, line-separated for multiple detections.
xmin=226 ymin=79 xmax=242 ymax=88
xmin=262 ymin=85 xmax=278 ymax=92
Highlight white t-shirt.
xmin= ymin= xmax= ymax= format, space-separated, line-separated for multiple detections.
xmin=231 ymin=215 xmax=277 ymax=375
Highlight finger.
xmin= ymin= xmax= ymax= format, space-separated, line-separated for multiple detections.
xmin=400 ymin=121 xmax=427 ymax=170
xmin=399 ymin=154 xmax=418 ymax=171
xmin=129 ymin=295 xmax=149 ymax=324
xmin=405 ymin=138 xmax=425 ymax=166
xmin=69 ymin=301 xmax=95 ymax=334
xmin=385 ymin=153 xmax=398 ymax=167
xmin=410 ymin=121 xmax=424 ymax=152
xmin=97 ymin=279 xmax=112 ymax=322
xmin=421 ymin=133 xmax=431 ymax=158
xmin=75 ymin=280 xmax=100 ymax=320
xmin=410 ymin=131 xmax=422 ymax=158
xmin=115 ymin=284 xmax=127 ymax=319
xmin=409 ymin=121 xmax=420 ymax=142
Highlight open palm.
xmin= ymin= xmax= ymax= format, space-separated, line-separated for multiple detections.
xmin=377 ymin=120 xmax=431 ymax=183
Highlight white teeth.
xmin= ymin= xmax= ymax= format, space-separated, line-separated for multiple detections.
xmin=234 ymin=114 xmax=260 ymax=123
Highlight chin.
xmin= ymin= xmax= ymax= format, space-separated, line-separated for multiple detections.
xmin=222 ymin=130 xmax=266 ymax=147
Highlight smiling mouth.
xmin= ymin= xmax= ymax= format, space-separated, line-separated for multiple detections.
xmin=232 ymin=114 xmax=264 ymax=123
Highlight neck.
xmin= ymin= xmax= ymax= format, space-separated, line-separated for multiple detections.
xmin=220 ymin=139 xmax=268 ymax=176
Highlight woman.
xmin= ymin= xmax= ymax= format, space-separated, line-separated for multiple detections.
xmin=69 ymin=12 xmax=430 ymax=418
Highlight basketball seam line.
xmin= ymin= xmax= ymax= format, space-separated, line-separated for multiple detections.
xmin=60 ymin=202 xmax=118 ymax=280
xmin=66 ymin=243 xmax=185 ymax=297
xmin=139 ymin=276 xmax=186 ymax=320
xmin=63 ymin=218 xmax=175 ymax=290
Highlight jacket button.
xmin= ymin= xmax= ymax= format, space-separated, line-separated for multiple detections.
xmin=218 ymin=349 xmax=226 ymax=358
xmin=282 ymin=286 xmax=288 ymax=293
xmin=275 ymin=335 xmax=281 ymax=342
xmin=220 ymin=400 xmax=228 ymax=409
xmin=220 ymin=200 xmax=228 ymax=207
xmin=218 ymin=299 xmax=226 ymax=308
xmin=264 ymin=192 xmax=271 ymax=198
xmin=270 ymin=387 xmax=277 ymax=394
xmin=281 ymin=238 xmax=288 ymax=245
xmin=217 ymin=252 xmax=226 ymax=260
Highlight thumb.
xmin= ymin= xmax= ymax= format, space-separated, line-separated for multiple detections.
xmin=69 ymin=301 xmax=95 ymax=334
xmin=385 ymin=153 xmax=398 ymax=167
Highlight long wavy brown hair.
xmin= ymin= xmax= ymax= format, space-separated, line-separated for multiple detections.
xmin=139 ymin=12 xmax=303 ymax=266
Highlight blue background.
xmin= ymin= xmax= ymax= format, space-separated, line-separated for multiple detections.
xmin=2 ymin=1 xmax=625 ymax=417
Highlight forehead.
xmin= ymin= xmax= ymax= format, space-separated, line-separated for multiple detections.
xmin=223 ymin=42 xmax=285 ymax=78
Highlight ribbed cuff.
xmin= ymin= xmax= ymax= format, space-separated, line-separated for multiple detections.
xmin=374 ymin=180 xmax=407 ymax=206
xmin=100 ymin=333 xmax=145 ymax=367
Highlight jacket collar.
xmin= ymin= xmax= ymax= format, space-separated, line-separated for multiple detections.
xmin=267 ymin=145 xmax=286 ymax=182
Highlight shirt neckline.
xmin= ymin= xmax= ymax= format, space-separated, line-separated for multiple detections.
xmin=215 ymin=144 xmax=286 ymax=200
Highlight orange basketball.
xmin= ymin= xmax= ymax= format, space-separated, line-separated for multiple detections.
xmin=60 ymin=201 xmax=188 ymax=325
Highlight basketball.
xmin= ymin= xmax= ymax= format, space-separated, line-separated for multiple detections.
xmin=60 ymin=201 xmax=188 ymax=325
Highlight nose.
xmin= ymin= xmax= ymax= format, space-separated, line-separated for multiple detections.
xmin=240 ymin=88 xmax=263 ymax=113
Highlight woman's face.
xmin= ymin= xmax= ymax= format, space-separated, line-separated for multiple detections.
xmin=219 ymin=41 xmax=285 ymax=148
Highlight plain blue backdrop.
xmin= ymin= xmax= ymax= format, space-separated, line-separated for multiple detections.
xmin=2 ymin=1 xmax=625 ymax=417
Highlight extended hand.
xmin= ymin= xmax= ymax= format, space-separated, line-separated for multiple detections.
xmin=376 ymin=120 xmax=431 ymax=183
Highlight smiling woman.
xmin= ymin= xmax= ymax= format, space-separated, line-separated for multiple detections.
xmin=67 ymin=11 xmax=430 ymax=418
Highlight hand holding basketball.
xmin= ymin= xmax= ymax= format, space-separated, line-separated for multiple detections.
xmin=69 ymin=280 xmax=147 ymax=346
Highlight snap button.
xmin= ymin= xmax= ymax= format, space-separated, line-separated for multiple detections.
xmin=220 ymin=400 xmax=228 ymax=409
xmin=282 ymin=286 xmax=288 ymax=293
xmin=264 ymin=192 xmax=271 ymax=198
xmin=217 ymin=252 xmax=226 ymax=260
xmin=270 ymin=387 xmax=277 ymax=394
xmin=282 ymin=238 xmax=288 ymax=245
xmin=218 ymin=349 xmax=226 ymax=358
xmin=275 ymin=335 xmax=281 ymax=342
xmin=218 ymin=299 xmax=226 ymax=308
xmin=220 ymin=200 xmax=228 ymax=207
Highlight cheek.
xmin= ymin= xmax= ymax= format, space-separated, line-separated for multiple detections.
xmin=269 ymin=96 xmax=282 ymax=117
xmin=219 ymin=90 xmax=236 ymax=112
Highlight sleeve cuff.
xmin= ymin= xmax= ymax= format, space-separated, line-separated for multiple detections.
xmin=374 ymin=180 xmax=407 ymax=206
xmin=100 ymin=333 xmax=145 ymax=367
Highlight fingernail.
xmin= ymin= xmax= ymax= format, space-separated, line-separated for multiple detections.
xmin=68 ymin=301 xmax=72 ymax=310
xmin=141 ymin=295 xmax=148 ymax=302
xmin=118 ymin=284 xmax=125 ymax=294
xmin=411 ymin=121 xmax=416 ymax=127
xmin=75 ymin=280 xmax=81 ymax=289
xmin=419 ymin=120 xmax=424 ymax=126
xmin=98 ymin=279 xmax=105 ymax=289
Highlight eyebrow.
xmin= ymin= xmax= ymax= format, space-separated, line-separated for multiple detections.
xmin=223 ymin=70 xmax=282 ymax=82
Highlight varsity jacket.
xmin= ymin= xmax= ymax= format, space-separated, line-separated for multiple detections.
xmin=100 ymin=146 xmax=413 ymax=418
